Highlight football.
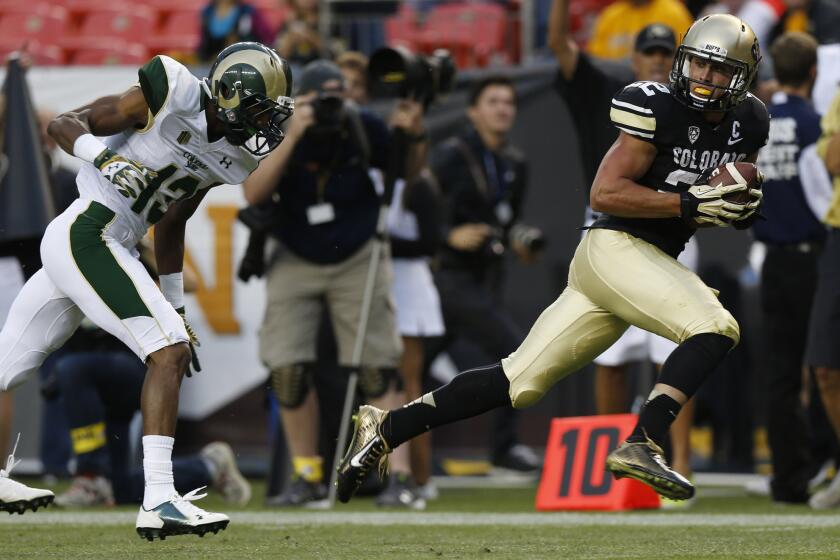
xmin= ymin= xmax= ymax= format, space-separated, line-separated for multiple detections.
xmin=705 ymin=161 xmax=760 ymax=204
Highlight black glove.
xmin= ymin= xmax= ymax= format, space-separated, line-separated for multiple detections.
xmin=237 ymin=230 xmax=267 ymax=282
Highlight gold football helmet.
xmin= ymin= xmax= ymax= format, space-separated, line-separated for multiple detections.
xmin=670 ymin=14 xmax=761 ymax=111
xmin=202 ymin=42 xmax=294 ymax=156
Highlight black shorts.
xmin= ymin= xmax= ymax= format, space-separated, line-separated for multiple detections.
xmin=806 ymin=228 xmax=840 ymax=369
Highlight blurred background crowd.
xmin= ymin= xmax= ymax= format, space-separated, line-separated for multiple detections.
xmin=2 ymin=0 xmax=840 ymax=512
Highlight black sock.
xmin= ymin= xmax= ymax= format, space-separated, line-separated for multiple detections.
xmin=628 ymin=333 xmax=734 ymax=447
xmin=628 ymin=394 xmax=682 ymax=447
xmin=381 ymin=363 xmax=511 ymax=448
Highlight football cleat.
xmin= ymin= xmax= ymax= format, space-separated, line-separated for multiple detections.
xmin=0 ymin=434 xmax=54 ymax=515
xmin=266 ymin=477 xmax=327 ymax=507
xmin=375 ymin=473 xmax=425 ymax=510
xmin=336 ymin=405 xmax=391 ymax=504
xmin=200 ymin=441 xmax=252 ymax=506
xmin=605 ymin=437 xmax=695 ymax=501
xmin=55 ymin=475 xmax=115 ymax=507
xmin=136 ymin=487 xmax=229 ymax=541
xmin=809 ymin=473 xmax=840 ymax=510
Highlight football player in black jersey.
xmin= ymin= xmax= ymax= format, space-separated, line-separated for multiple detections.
xmin=335 ymin=14 xmax=768 ymax=503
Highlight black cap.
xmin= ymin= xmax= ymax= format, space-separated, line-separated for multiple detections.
xmin=297 ymin=60 xmax=344 ymax=95
xmin=634 ymin=23 xmax=676 ymax=54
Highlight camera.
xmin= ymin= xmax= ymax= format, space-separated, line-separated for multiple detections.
xmin=368 ymin=46 xmax=456 ymax=107
xmin=310 ymin=94 xmax=345 ymax=130
xmin=509 ymin=224 xmax=547 ymax=253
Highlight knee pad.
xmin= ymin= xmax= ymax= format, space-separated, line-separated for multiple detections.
xmin=270 ymin=363 xmax=314 ymax=408
xmin=357 ymin=367 xmax=401 ymax=399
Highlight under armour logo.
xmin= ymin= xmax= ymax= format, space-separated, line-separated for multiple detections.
xmin=219 ymin=156 xmax=232 ymax=169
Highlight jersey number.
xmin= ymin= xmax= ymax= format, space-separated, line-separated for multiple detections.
xmin=130 ymin=164 xmax=200 ymax=224
xmin=628 ymin=81 xmax=670 ymax=97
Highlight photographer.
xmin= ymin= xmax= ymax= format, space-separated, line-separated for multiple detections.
xmin=430 ymin=76 xmax=544 ymax=474
xmin=242 ymin=60 xmax=426 ymax=508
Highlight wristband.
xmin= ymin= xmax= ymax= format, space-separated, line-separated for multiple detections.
xmin=159 ymin=272 xmax=184 ymax=310
xmin=72 ymin=133 xmax=109 ymax=164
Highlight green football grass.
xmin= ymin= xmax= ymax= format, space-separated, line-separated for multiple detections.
xmin=4 ymin=481 xmax=840 ymax=559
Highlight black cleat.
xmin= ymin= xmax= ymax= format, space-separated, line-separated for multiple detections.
xmin=336 ymin=405 xmax=391 ymax=503
xmin=606 ymin=437 xmax=695 ymax=501
xmin=1 ymin=494 xmax=55 ymax=515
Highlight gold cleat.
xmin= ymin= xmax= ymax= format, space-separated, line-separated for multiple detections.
xmin=336 ymin=405 xmax=391 ymax=503
xmin=605 ymin=437 xmax=695 ymax=501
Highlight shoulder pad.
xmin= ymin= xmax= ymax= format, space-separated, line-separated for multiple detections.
xmin=610 ymin=81 xmax=671 ymax=141
xmin=138 ymin=55 xmax=201 ymax=119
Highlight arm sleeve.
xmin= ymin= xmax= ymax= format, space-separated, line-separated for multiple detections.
xmin=609 ymin=84 xmax=657 ymax=142
xmin=430 ymin=143 xmax=463 ymax=245
xmin=817 ymin=92 xmax=840 ymax=162
xmin=138 ymin=55 xmax=201 ymax=120
xmin=799 ymin=143 xmax=834 ymax=221
xmin=390 ymin=178 xmax=443 ymax=259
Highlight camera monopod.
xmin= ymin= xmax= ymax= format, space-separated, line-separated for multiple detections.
xmin=323 ymin=129 xmax=407 ymax=508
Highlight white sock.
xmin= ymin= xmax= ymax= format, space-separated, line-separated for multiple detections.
xmin=142 ymin=435 xmax=175 ymax=510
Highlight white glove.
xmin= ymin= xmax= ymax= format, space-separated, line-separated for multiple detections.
xmin=680 ymin=182 xmax=748 ymax=228
xmin=93 ymin=148 xmax=157 ymax=199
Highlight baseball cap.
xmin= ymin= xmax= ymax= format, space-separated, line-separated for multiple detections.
xmin=634 ymin=23 xmax=677 ymax=53
xmin=297 ymin=60 xmax=344 ymax=95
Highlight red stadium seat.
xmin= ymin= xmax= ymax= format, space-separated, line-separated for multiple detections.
xmin=0 ymin=5 xmax=69 ymax=43
xmin=415 ymin=3 xmax=513 ymax=68
xmin=71 ymin=41 xmax=149 ymax=65
xmin=136 ymin=0 xmax=205 ymax=12
xmin=78 ymin=7 xmax=157 ymax=42
xmin=0 ymin=1 xmax=53 ymax=15
xmin=143 ymin=9 xmax=200 ymax=55
xmin=0 ymin=39 xmax=65 ymax=65
xmin=384 ymin=3 xmax=420 ymax=49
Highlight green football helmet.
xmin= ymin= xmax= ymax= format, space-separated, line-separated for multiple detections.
xmin=203 ymin=42 xmax=294 ymax=156
xmin=670 ymin=14 xmax=761 ymax=112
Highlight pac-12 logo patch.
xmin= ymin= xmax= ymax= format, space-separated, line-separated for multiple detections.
xmin=688 ymin=126 xmax=700 ymax=144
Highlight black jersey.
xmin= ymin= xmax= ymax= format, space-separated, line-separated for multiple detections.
xmin=590 ymin=80 xmax=770 ymax=258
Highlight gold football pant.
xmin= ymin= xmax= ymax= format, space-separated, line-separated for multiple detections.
xmin=501 ymin=229 xmax=739 ymax=408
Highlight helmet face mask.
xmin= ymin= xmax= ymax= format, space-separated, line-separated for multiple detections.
xmin=669 ymin=14 xmax=760 ymax=112
xmin=204 ymin=42 xmax=294 ymax=157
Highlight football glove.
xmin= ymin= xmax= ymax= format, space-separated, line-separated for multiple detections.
xmin=680 ymin=182 xmax=748 ymax=228
xmin=175 ymin=306 xmax=202 ymax=376
xmin=93 ymin=148 xmax=157 ymax=199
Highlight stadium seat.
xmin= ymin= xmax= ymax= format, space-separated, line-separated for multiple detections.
xmin=143 ymin=9 xmax=200 ymax=55
xmin=54 ymin=0 xmax=133 ymax=26
xmin=0 ymin=5 xmax=69 ymax=43
xmin=71 ymin=42 xmax=149 ymax=65
xmin=384 ymin=3 xmax=420 ymax=49
xmin=0 ymin=1 xmax=52 ymax=15
xmin=0 ymin=39 xmax=65 ymax=65
xmin=415 ymin=3 xmax=513 ymax=68
xmin=78 ymin=7 xmax=157 ymax=42
xmin=136 ymin=0 xmax=205 ymax=13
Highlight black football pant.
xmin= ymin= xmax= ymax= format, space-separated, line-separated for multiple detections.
xmin=430 ymin=268 xmax=525 ymax=461
xmin=760 ymin=245 xmax=819 ymax=501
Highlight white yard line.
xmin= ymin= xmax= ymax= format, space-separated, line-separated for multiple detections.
xmin=4 ymin=511 xmax=840 ymax=528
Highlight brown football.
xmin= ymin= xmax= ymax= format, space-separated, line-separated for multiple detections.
xmin=705 ymin=161 xmax=760 ymax=204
